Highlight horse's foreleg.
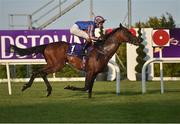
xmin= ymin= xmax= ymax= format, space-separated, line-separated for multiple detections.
xmin=64 ymin=71 xmax=97 ymax=98
xmin=22 ymin=71 xmax=39 ymax=91
xmin=86 ymin=73 xmax=97 ymax=98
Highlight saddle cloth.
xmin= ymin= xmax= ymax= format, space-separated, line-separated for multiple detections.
xmin=67 ymin=43 xmax=84 ymax=58
xmin=67 ymin=43 xmax=87 ymax=70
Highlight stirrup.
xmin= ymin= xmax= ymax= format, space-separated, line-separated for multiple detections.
xmin=81 ymin=51 xmax=86 ymax=56
xmin=81 ymin=53 xmax=86 ymax=56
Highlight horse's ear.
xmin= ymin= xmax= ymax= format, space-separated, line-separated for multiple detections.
xmin=119 ymin=23 xmax=123 ymax=28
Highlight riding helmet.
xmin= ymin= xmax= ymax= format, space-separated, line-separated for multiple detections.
xmin=94 ymin=16 xmax=106 ymax=24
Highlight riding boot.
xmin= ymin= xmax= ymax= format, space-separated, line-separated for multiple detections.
xmin=82 ymin=42 xmax=90 ymax=56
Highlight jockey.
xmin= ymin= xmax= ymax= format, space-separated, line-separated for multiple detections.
xmin=70 ymin=16 xmax=106 ymax=55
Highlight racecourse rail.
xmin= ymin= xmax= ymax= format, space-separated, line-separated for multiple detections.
xmin=0 ymin=59 xmax=120 ymax=96
xmin=142 ymin=58 xmax=180 ymax=94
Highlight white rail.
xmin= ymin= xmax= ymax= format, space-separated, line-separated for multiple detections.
xmin=0 ymin=60 xmax=120 ymax=95
xmin=0 ymin=60 xmax=84 ymax=95
xmin=141 ymin=58 xmax=180 ymax=94
xmin=109 ymin=60 xmax=120 ymax=95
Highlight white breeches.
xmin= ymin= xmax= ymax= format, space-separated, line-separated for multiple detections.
xmin=70 ymin=24 xmax=89 ymax=40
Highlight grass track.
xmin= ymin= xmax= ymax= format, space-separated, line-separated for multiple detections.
xmin=0 ymin=80 xmax=180 ymax=123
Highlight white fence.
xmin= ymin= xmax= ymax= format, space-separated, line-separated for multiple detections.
xmin=141 ymin=58 xmax=180 ymax=94
xmin=0 ymin=59 xmax=120 ymax=95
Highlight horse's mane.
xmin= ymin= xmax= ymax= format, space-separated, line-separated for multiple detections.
xmin=104 ymin=27 xmax=120 ymax=39
xmin=94 ymin=27 xmax=121 ymax=47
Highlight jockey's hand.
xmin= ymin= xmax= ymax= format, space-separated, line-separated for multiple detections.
xmin=86 ymin=38 xmax=92 ymax=43
xmin=97 ymin=37 xmax=103 ymax=41
xmin=91 ymin=36 xmax=99 ymax=41
xmin=86 ymin=38 xmax=94 ymax=45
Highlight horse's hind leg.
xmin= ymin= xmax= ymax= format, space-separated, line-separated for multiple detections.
xmin=22 ymin=71 xmax=39 ymax=91
xmin=39 ymin=71 xmax=52 ymax=97
xmin=64 ymin=85 xmax=88 ymax=91
xmin=40 ymin=64 xmax=65 ymax=96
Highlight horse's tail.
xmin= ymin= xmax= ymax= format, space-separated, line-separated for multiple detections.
xmin=10 ymin=44 xmax=47 ymax=56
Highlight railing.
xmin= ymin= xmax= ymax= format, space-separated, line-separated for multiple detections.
xmin=141 ymin=58 xmax=180 ymax=94
xmin=37 ymin=0 xmax=84 ymax=29
xmin=0 ymin=60 xmax=85 ymax=95
xmin=0 ymin=59 xmax=120 ymax=96
xmin=108 ymin=60 xmax=121 ymax=95
xmin=9 ymin=0 xmax=84 ymax=29
xmin=9 ymin=14 xmax=32 ymax=29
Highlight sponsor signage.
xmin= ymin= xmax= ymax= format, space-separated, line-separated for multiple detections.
xmin=0 ymin=30 xmax=84 ymax=60
xmin=152 ymin=29 xmax=170 ymax=47
xmin=127 ymin=28 xmax=180 ymax=81
xmin=153 ymin=28 xmax=180 ymax=58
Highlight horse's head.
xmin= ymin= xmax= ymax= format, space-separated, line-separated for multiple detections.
xmin=117 ymin=23 xmax=141 ymax=45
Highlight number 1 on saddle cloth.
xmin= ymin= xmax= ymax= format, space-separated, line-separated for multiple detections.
xmin=67 ymin=43 xmax=88 ymax=58
xmin=67 ymin=43 xmax=88 ymax=69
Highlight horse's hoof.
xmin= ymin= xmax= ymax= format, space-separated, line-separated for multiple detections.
xmin=46 ymin=87 xmax=52 ymax=97
xmin=46 ymin=90 xmax=51 ymax=97
xmin=21 ymin=86 xmax=27 ymax=91
xmin=64 ymin=85 xmax=71 ymax=89
xmin=71 ymin=86 xmax=76 ymax=90
xmin=46 ymin=92 xmax=51 ymax=97
xmin=88 ymin=93 xmax=92 ymax=98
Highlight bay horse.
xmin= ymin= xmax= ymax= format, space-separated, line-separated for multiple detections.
xmin=11 ymin=23 xmax=140 ymax=98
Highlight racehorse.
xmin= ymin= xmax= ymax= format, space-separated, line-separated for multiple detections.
xmin=10 ymin=23 xmax=140 ymax=98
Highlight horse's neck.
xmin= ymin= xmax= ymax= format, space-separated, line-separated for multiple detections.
xmin=103 ymin=38 xmax=120 ymax=59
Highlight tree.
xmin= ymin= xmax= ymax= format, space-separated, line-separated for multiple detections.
xmin=134 ymin=23 xmax=146 ymax=80
xmin=135 ymin=12 xmax=175 ymax=28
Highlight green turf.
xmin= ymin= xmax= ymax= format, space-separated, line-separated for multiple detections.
xmin=0 ymin=80 xmax=180 ymax=123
